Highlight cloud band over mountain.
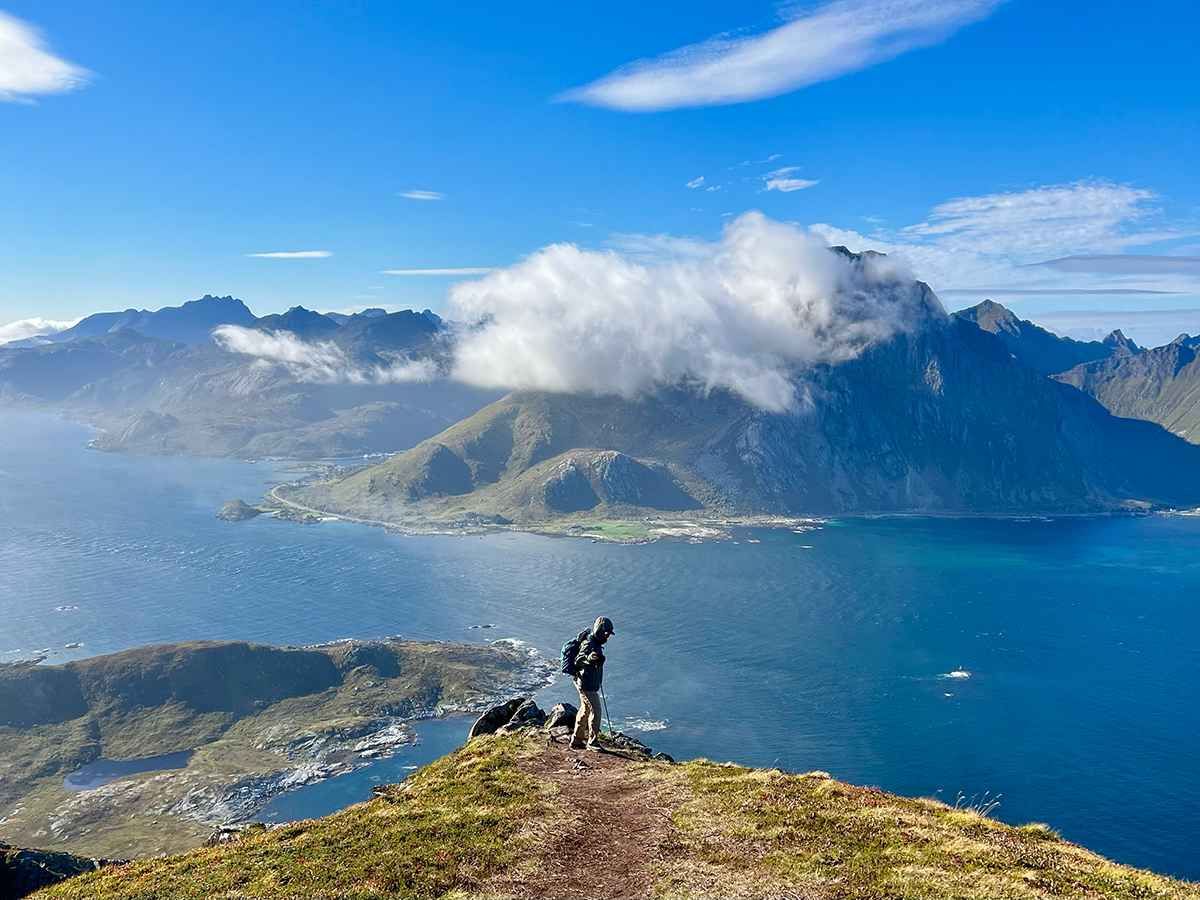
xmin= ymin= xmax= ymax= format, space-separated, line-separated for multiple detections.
xmin=446 ymin=212 xmax=939 ymax=411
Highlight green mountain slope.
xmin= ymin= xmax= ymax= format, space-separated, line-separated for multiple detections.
xmin=1055 ymin=335 xmax=1200 ymax=444
xmin=34 ymin=731 xmax=1199 ymax=900
xmin=289 ymin=316 xmax=1200 ymax=523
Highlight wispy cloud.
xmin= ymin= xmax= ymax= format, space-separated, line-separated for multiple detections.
xmin=559 ymin=0 xmax=1007 ymax=111
xmin=1026 ymin=255 xmax=1200 ymax=275
xmin=686 ymin=176 xmax=706 ymax=189
xmin=0 ymin=12 xmax=89 ymax=103
xmin=382 ymin=267 xmax=496 ymax=275
xmin=400 ymin=190 xmax=445 ymax=200
xmin=248 ymin=250 xmax=333 ymax=258
xmin=214 ymin=325 xmax=436 ymax=384
xmin=941 ymin=288 xmax=1182 ymax=296
xmin=808 ymin=180 xmax=1199 ymax=300
xmin=762 ymin=166 xmax=818 ymax=192
xmin=0 ymin=315 xmax=80 ymax=345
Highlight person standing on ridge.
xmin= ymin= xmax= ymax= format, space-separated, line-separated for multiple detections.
xmin=570 ymin=616 xmax=615 ymax=751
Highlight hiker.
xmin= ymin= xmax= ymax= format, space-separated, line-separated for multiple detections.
xmin=570 ymin=616 xmax=615 ymax=751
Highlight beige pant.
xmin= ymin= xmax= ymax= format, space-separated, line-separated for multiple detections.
xmin=572 ymin=686 xmax=602 ymax=746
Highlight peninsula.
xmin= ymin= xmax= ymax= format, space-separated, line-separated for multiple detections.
xmin=0 ymin=639 xmax=550 ymax=861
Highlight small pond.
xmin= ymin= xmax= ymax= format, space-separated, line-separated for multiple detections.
xmin=63 ymin=749 xmax=195 ymax=791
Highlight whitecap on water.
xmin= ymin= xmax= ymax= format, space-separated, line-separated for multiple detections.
xmin=941 ymin=670 xmax=971 ymax=679
xmin=620 ymin=717 xmax=668 ymax=732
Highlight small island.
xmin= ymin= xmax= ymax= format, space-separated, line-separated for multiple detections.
xmin=216 ymin=499 xmax=261 ymax=522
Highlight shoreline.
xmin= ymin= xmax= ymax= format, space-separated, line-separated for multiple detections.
xmin=256 ymin=480 xmax=1197 ymax=545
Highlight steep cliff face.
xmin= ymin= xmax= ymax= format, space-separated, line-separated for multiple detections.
xmin=1055 ymin=335 xmax=1200 ymax=444
xmin=297 ymin=314 xmax=1200 ymax=521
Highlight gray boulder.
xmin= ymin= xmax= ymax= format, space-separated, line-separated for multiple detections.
xmin=498 ymin=699 xmax=547 ymax=732
xmin=546 ymin=702 xmax=578 ymax=730
xmin=468 ymin=698 xmax=527 ymax=739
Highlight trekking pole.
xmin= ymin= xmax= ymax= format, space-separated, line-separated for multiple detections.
xmin=600 ymin=685 xmax=614 ymax=735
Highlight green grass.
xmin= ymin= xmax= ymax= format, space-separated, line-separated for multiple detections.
xmin=37 ymin=737 xmax=558 ymax=900
xmin=31 ymin=733 xmax=1200 ymax=900
xmin=0 ymin=641 xmax=534 ymax=861
xmin=654 ymin=760 xmax=1195 ymax=899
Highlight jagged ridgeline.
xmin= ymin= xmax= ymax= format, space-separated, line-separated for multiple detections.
xmin=289 ymin=266 xmax=1200 ymax=522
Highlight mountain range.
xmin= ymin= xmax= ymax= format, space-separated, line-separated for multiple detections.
xmin=0 ymin=296 xmax=498 ymax=458
xmin=3 ymin=279 xmax=1198 ymax=515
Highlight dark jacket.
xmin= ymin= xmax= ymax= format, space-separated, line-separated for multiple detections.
xmin=574 ymin=634 xmax=606 ymax=692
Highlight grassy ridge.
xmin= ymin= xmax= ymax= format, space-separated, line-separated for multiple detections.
xmin=37 ymin=732 xmax=1200 ymax=900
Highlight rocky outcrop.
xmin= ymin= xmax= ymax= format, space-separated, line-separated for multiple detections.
xmin=468 ymin=698 xmax=672 ymax=761
xmin=217 ymin=499 xmax=261 ymax=522
xmin=468 ymin=699 xmax=527 ymax=739
xmin=545 ymin=702 xmax=577 ymax=730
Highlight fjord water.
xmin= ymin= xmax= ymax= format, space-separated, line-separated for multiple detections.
xmin=2 ymin=410 xmax=1198 ymax=879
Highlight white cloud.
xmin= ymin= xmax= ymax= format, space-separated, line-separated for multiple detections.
xmin=808 ymin=180 xmax=1199 ymax=299
xmin=400 ymin=190 xmax=445 ymax=200
xmin=762 ymin=166 xmax=818 ymax=191
xmin=765 ymin=177 xmax=818 ymax=193
xmin=382 ymin=267 xmax=496 ymax=275
xmin=0 ymin=12 xmax=89 ymax=103
xmin=248 ymin=250 xmax=333 ymax=258
xmin=446 ymin=211 xmax=937 ymax=412
xmin=559 ymin=0 xmax=1007 ymax=111
xmin=686 ymin=176 xmax=706 ymax=189
xmin=0 ymin=316 xmax=80 ymax=345
xmin=214 ymin=325 xmax=437 ymax=384
xmin=1027 ymin=255 xmax=1200 ymax=275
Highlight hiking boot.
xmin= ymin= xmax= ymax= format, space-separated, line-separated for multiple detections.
xmin=568 ymin=741 xmax=586 ymax=751
xmin=585 ymin=742 xmax=603 ymax=752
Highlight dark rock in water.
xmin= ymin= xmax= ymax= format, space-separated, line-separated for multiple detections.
xmin=218 ymin=499 xmax=261 ymax=522
xmin=469 ymin=698 xmax=527 ymax=739
xmin=652 ymin=751 xmax=676 ymax=763
xmin=546 ymin=702 xmax=578 ymax=730
xmin=0 ymin=841 xmax=124 ymax=899
xmin=498 ymin=699 xmax=546 ymax=732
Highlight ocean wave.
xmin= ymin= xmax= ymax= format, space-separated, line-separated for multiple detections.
xmin=620 ymin=717 xmax=668 ymax=732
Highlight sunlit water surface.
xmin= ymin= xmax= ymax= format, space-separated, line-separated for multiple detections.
xmin=1 ymin=410 xmax=1197 ymax=878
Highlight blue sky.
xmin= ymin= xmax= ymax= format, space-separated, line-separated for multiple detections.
xmin=2 ymin=0 xmax=1198 ymax=345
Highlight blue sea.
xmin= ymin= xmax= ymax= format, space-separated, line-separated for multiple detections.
xmin=1 ymin=409 xmax=1198 ymax=880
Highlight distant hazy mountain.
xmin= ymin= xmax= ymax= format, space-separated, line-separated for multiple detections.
xmin=48 ymin=295 xmax=256 ymax=346
xmin=1055 ymin=334 xmax=1200 ymax=444
xmin=0 ymin=307 xmax=501 ymax=458
xmin=954 ymin=299 xmax=1137 ymax=375
xmin=252 ymin=306 xmax=341 ymax=339
xmin=295 ymin=312 xmax=1200 ymax=522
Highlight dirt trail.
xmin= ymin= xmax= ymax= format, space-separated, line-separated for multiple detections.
xmin=487 ymin=740 xmax=672 ymax=899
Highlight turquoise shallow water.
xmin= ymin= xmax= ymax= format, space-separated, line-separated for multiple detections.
xmin=1 ymin=410 xmax=1198 ymax=879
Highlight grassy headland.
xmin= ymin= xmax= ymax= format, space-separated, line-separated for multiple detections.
xmin=34 ymin=731 xmax=1197 ymax=899
xmin=0 ymin=640 xmax=545 ymax=860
